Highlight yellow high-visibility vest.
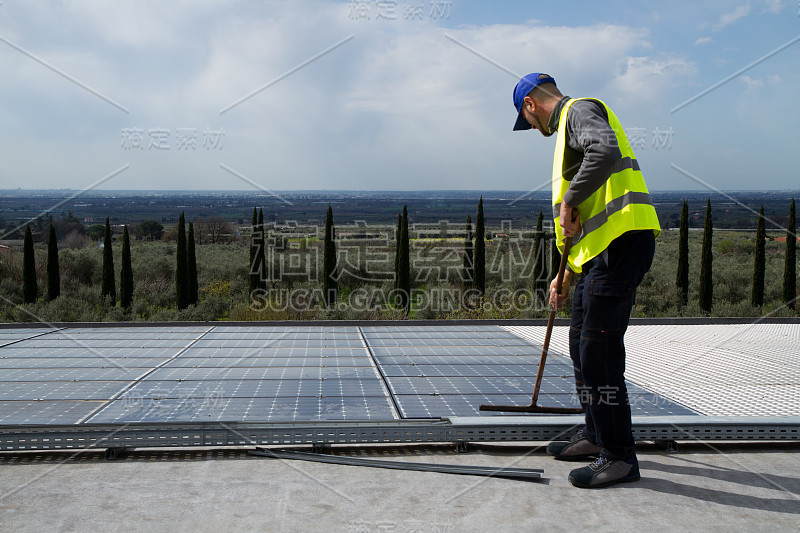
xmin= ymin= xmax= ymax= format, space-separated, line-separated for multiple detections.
xmin=552 ymin=98 xmax=660 ymax=273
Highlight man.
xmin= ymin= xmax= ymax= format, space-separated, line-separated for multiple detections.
xmin=512 ymin=73 xmax=660 ymax=489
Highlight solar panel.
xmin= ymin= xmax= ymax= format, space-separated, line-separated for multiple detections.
xmin=0 ymin=328 xmax=57 ymax=347
xmin=364 ymin=337 xmax=531 ymax=347
xmin=0 ymin=324 xmax=698 ymax=427
xmin=166 ymin=357 xmax=370 ymax=368
xmin=12 ymin=338 xmax=194 ymax=349
xmin=0 ymin=368 xmax=148 ymax=382
xmin=87 ymin=395 xmax=396 ymax=423
xmin=178 ymin=346 xmax=370 ymax=358
xmin=370 ymin=345 xmax=545 ymax=357
xmin=146 ymin=365 xmax=379 ymax=381
xmin=0 ymin=357 xmax=171 ymax=369
xmin=0 ymin=347 xmax=190 ymax=358
xmin=0 ymin=380 xmax=131 ymax=401
xmin=0 ymin=400 xmax=104 ymax=425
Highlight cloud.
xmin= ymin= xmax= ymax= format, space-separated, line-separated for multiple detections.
xmin=740 ymin=74 xmax=764 ymax=91
xmin=694 ymin=36 xmax=712 ymax=46
xmin=712 ymin=2 xmax=752 ymax=31
xmin=761 ymin=0 xmax=783 ymax=14
xmin=0 ymin=1 xmax=700 ymax=191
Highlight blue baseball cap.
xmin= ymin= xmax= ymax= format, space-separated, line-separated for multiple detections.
xmin=513 ymin=73 xmax=556 ymax=131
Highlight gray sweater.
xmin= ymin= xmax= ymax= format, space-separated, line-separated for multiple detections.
xmin=547 ymin=96 xmax=623 ymax=208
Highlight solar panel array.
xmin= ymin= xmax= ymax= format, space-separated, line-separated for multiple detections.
xmin=0 ymin=325 xmax=696 ymax=425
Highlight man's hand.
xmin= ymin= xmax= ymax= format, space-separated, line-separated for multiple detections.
xmin=549 ymin=269 xmax=573 ymax=309
xmin=560 ymin=202 xmax=581 ymax=237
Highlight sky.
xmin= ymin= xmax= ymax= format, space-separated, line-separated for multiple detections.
xmin=0 ymin=0 xmax=798 ymax=193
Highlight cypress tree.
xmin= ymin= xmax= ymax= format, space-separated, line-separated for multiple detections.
xmin=176 ymin=212 xmax=188 ymax=310
xmin=22 ymin=225 xmax=37 ymax=304
xmin=398 ymin=205 xmax=411 ymax=314
xmin=533 ymin=211 xmax=546 ymax=305
xmin=120 ymin=225 xmax=133 ymax=309
xmin=187 ymin=222 xmax=198 ymax=306
xmin=463 ymin=215 xmax=473 ymax=285
xmin=249 ymin=206 xmax=258 ymax=294
xmin=101 ymin=217 xmax=116 ymax=304
xmin=323 ymin=205 xmax=338 ymax=308
xmin=47 ymin=222 xmax=60 ymax=301
xmin=550 ymin=231 xmax=559 ymax=282
xmin=676 ymin=199 xmax=689 ymax=307
xmin=474 ymin=197 xmax=485 ymax=297
xmin=784 ymin=199 xmax=796 ymax=311
xmin=394 ymin=213 xmax=402 ymax=288
xmin=699 ymin=199 xmax=713 ymax=314
xmin=257 ymin=208 xmax=267 ymax=291
xmin=751 ymin=205 xmax=766 ymax=308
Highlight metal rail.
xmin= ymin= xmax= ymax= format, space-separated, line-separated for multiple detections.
xmin=249 ymin=448 xmax=544 ymax=480
xmin=0 ymin=416 xmax=797 ymax=453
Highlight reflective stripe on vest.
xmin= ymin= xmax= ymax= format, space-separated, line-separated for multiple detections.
xmin=552 ymin=98 xmax=660 ymax=273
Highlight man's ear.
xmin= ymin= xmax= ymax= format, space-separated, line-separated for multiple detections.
xmin=523 ymin=95 xmax=535 ymax=112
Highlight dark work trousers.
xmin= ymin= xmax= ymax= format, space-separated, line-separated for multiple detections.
xmin=568 ymin=230 xmax=656 ymax=462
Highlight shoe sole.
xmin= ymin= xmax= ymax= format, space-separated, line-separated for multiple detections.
xmin=549 ymin=452 xmax=600 ymax=462
xmin=568 ymin=472 xmax=641 ymax=489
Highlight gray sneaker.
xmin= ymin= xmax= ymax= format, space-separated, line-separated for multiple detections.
xmin=568 ymin=456 xmax=641 ymax=489
xmin=546 ymin=431 xmax=602 ymax=461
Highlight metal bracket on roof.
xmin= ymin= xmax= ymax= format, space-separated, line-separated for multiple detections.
xmin=311 ymin=443 xmax=332 ymax=454
xmin=655 ymin=440 xmax=679 ymax=453
xmin=249 ymin=448 xmax=544 ymax=481
xmin=105 ymin=447 xmax=135 ymax=461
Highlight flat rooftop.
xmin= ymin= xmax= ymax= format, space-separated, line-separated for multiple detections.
xmin=0 ymin=320 xmax=798 ymax=530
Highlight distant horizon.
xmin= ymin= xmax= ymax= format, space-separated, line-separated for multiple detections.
xmin=2 ymin=188 xmax=800 ymax=195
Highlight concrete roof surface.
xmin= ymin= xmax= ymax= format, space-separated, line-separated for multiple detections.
xmin=1 ymin=441 xmax=798 ymax=532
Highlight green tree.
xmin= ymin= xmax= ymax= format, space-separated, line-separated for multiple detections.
xmin=101 ymin=217 xmax=116 ymax=304
xmin=676 ymin=199 xmax=689 ymax=307
xmin=784 ymin=198 xmax=796 ymax=311
xmin=47 ymin=222 xmax=60 ymax=301
xmin=463 ymin=215 xmax=473 ymax=285
xmin=175 ymin=212 xmax=188 ymax=310
xmin=751 ymin=204 xmax=766 ymax=308
xmin=87 ymin=224 xmax=105 ymax=241
xmin=139 ymin=220 xmax=164 ymax=241
xmin=474 ymin=197 xmax=485 ymax=297
xmin=533 ymin=211 xmax=547 ymax=305
xmin=120 ymin=225 xmax=133 ymax=309
xmin=187 ymin=222 xmax=198 ymax=306
xmin=323 ymin=205 xmax=338 ymax=308
xmin=699 ymin=199 xmax=713 ymax=314
xmin=397 ymin=205 xmax=411 ymax=313
xmin=23 ymin=225 xmax=38 ymax=303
